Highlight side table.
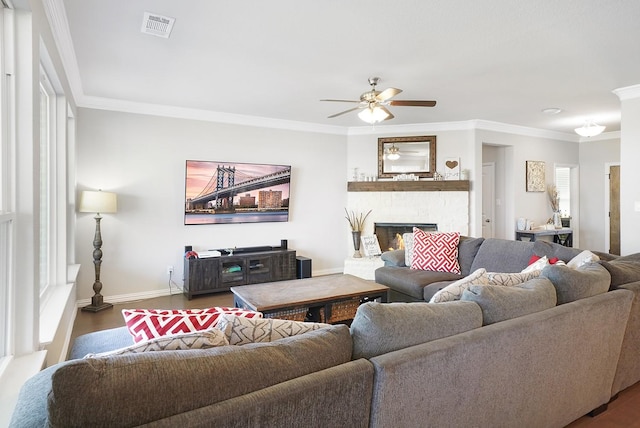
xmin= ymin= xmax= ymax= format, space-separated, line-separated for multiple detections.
xmin=343 ymin=257 xmax=385 ymax=280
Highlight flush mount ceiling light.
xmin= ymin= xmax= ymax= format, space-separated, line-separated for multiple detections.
xmin=358 ymin=106 xmax=390 ymax=124
xmin=575 ymin=120 xmax=606 ymax=137
xmin=542 ymin=107 xmax=563 ymax=115
xmin=141 ymin=12 xmax=176 ymax=38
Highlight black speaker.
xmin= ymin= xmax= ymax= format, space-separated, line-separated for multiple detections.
xmin=296 ymin=256 xmax=312 ymax=279
xmin=281 ymin=239 xmax=288 ymax=250
xmin=185 ymin=245 xmax=193 ymax=252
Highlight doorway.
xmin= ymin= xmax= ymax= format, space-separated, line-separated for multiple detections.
xmin=609 ymin=165 xmax=620 ymax=255
xmin=482 ymin=163 xmax=495 ymax=239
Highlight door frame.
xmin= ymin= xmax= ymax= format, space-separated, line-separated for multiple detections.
xmin=604 ymin=162 xmax=620 ymax=254
xmin=482 ymin=162 xmax=495 ymax=239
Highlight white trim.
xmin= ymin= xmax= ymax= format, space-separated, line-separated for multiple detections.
xmin=41 ymin=0 xmax=83 ymax=101
xmin=75 ymin=268 xmax=343 ymax=307
xmin=39 ymin=282 xmax=73 ymax=345
xmin=604 ymin=162 xmax=620 ymax=254
xmin=578 ymin=131 xmax=620 ymax=143
xmin=0 ymin=350 xmax=47 ymax=428
xmin=79 ymin=95 xmax=348 ymax=136
xmin=613 ymin=84 xmax=640 ymax=101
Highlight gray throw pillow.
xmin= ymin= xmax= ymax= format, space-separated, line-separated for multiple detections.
xmin=350 ymin=301 xmax=482 ymax=359
xmin=541 ymin=262 xmax=611 ymax=304
xmin=461 ymin=278 xmax=557 ymax=325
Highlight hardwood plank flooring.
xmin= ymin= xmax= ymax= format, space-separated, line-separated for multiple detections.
xmin=70 ymin=291 xmax=640 ymax=427
xmin=69 ymin=291 xmax=234 ymax=344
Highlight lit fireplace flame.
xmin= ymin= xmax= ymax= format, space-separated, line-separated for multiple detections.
xmin=389 ymin=233 xmax=405 ymax=251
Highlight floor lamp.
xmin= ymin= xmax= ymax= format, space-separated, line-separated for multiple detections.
xmin=79 ymin=189 xmax=118 ymax=312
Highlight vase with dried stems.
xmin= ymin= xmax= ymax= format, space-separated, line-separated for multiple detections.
xmin=547 ymin=184 xmax=562 ymax=228
xmin=345 ymin=208 xmax=372 ymax=258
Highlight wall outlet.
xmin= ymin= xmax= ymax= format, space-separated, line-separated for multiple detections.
xmin=167 ymin=265 xmax=174 ymax=275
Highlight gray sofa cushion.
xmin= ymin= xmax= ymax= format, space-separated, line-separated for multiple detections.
xmin=381 ymin=249 xmax=406 ymax=267
xmin=350 ymin=301 xmax=482 ymax=359
xmin=541 ymin=262 xmax=611 ymax=304
xmin=458 ymin=236 xmax=485 ymax=276
xmin=470 ymin=238 xmax=535 ymax=273
xmin=374 ymin=266 xmax=462 ymax=300
xmin=69 ymin=326 xmax=133 ymax=359
xmin=598 ymin=253 xmax=640 ymax=288
xmin=461 ymin=278 xmax=557 ymax=325
xmin=533 ymin=240 xmax=582 ymax=262
xmin=44 ymin=325 xmax=352 ymax=427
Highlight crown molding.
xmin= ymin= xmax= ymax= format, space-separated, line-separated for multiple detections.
xmin=348 ymin=118 xmax=579 ymax=142
xmin=79 ymin=95 xmax=349 ymax=135
xmin=613 ymin=84 xmax=640 ymax=101
xmin=578 ymin=130 xmax=620 ymax=143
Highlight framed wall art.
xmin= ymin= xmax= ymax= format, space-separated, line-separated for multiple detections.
xmin=526 ymin=160 xmax=545 ymax=192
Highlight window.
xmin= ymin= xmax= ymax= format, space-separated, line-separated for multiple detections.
xmin=555 ymin=167 xmax=571 ymax=217
xmin=39 ymin=70 xmax=53 ymax=296
xmin=0 ymin=3 xmax=15 ymax=362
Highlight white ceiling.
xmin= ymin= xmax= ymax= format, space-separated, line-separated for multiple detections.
xmin=56 ymin=0 xmax=640 ymax=135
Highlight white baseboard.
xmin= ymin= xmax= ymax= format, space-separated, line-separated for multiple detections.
xmin=76 ymin=269 xmax=344 ymax=308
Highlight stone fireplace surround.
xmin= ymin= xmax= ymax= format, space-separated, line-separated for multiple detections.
xmin=346 ymin=187 xmax=470 ymax=255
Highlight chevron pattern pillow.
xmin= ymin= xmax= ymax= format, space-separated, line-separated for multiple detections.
xmin=216 ymin=314 xmax=329 ymax=345
xmin=86 ymin=328 xmax=230 ymax=357
xmin=410 ymin=228 xmax=461 ymax=274
xmin=122 ymin=307 xmax=263 ymax=343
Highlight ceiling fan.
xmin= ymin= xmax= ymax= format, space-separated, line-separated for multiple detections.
xmin=321 ymin=77 xmax=436 ymax=124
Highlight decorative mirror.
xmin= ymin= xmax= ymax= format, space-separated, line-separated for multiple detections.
xmin=378 ymin=135 xmax=437 ymax=179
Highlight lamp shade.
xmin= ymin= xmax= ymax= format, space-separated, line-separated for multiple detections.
xmin=574 ymin=120 xmax=605 ymax=137
xmin=358 ymin=106 xmax=389 ymax=124
xmin=79 ymin=190 xmax=118 ymax=214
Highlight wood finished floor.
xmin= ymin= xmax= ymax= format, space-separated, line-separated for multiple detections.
xmin=71 ymin=291 xmax=640 ymax=428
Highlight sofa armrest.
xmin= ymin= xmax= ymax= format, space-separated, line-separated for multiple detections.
xmin=381 ymin=250 xmax=406 ymax=267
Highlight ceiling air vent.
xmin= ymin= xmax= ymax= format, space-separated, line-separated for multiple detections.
xmin=141 ymin=12 xmax=175 ymax=38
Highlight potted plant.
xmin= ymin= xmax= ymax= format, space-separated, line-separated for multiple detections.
xmin=345 ymin=209 xmax=371 ymax=258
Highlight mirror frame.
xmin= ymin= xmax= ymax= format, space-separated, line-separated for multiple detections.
xmin=377 ymin=135 xmax=437 ymax=179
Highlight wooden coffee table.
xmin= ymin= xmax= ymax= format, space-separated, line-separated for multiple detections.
xmin=231 ymin=274 xmax=389 ymax=323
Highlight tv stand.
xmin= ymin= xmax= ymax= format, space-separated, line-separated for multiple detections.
xmin=183 ymin=249 xmax=296 ymax=299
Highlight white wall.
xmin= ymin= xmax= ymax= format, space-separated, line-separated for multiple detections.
xmin=75 ymin=109 xmax=347 ymax=301
xmin=578 ymin=138 xmax=620 ymax=252
xmin=475 ymin=130 xmax=579 ymax=243
xmin=619 ymin=93 xmax=640 ymax=255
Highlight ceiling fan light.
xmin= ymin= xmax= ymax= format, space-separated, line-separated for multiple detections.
xmin=387 ymin=153 xmax=400 ymax=160
xmin=574 ymin=120 xmax=605 ymax=137
xmin=358 ymin=106 xmax=389 ymax=124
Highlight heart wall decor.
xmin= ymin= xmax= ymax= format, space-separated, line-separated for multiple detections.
xmin=444 ymin=157 xmax=460 ymax=180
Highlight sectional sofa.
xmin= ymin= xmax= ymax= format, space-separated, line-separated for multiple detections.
xmin=10 ymin=238 xmax=640 ymax=427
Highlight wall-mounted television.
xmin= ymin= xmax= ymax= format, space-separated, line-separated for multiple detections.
xmin=184 ymin=160 xmax=291 ymax=225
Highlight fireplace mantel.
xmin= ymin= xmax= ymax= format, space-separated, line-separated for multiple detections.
xmin=347 ymin=180 xmax=469 ymax=192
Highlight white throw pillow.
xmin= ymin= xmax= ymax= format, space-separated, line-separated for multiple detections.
xmin=521 ymin=256 xmax=549 ymax=273
xmin=430 ymin=269 xmax=543 ymax=303
xmin=567 ymin=250 xmax=600 ymax=269
xmin=85 ymin=328 xmax=229 ymax=357
xmin=215 ymin=314 xmax=330 ymax=345
xmin=430 ymin=268 xmax=488 ymax=303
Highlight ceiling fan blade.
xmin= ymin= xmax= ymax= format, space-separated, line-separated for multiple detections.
xmin=320 ymin=99 xmax=361 ymax=103
xmin=327 ymin=106 xmax=361 ymax=118
xmin=379 ymin=105 xmax=394 ymax=121
xmin=388 ymin=100 xmax=437 ymax=107
xmin=376 ymin=87 xmax=402 ymax=102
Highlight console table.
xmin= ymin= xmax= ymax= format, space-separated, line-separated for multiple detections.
xmin=183 ymin=250 xmax=296 ymax=299
xmin=515 ymin=228 xmax=573 ymax=247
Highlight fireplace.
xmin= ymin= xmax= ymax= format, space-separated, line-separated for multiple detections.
xmin=374 ymin=223 xmax=438 ymax=252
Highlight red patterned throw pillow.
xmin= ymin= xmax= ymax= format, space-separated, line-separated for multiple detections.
xmin=122 ymin=307 xmax=263 ymax=343
xmin=410 ymin=228 xmax=461 ymax=274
